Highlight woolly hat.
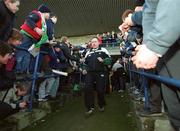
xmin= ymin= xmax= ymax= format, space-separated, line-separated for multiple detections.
xmin=38 ymin=4 xmax=51 ymax=13
xmin=135 ymin=0 xmax=145 ymax=6
xmin=53 ymin=44 xmax=61 ymax=48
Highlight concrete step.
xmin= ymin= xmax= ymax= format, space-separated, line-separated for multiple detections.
xmin=130 ymin=94 xmax=174 ymax=131
xmin=38 ymin=93 xmax=74 ymax=112
xmin=137 ymin=113 xmax=174 ymax=131
xmin=154 ymin=119 xmax=174 ymax=131
xmin=4 ymin=109 xmax=48 ymax=130
xmin=1 ymin=93 xmax=74 ymax=131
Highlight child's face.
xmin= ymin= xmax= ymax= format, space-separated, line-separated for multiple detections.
xmin=44 ymin=13 xmax=50 ymax=19
xmin=17 ymin=89 xmax=26 ymax=96
xmin=55 ymin=47 xmax=60 ymax=52
xmin=124 ymin=13 xmax=133 ymax=26
xmin=0 ymin=53 xmax=12 ymax=64
xmin=8 ymin=39 xmax=21 ymax=46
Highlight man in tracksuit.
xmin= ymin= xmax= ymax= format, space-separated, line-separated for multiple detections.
xmin=83 ymin=37 xmax=111 ymax=115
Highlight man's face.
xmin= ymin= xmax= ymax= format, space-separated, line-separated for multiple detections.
xmin=5 ymin=0 xmax=20 ymax=14
xmin=91 ymin=38 xmax=99 ymax=49
xmin=0 ymin=53 xmax=12 ymax=64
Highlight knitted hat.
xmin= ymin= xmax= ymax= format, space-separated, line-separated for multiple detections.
xmin=38 ymin=4 xmax=51 ymax=13
xmin=53 ymin=44 xmax=61 ymax=48
xmin=135 ymin=0 xmax=145 ymax=6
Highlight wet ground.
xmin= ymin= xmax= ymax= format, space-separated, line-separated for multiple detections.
xmin=23 ymin=92 xmax=138 ymax=131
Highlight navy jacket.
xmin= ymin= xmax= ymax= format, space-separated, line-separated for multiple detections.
xmin=46 ymin=19 xmax=55 ymax=41
xmin=49 ymin=48 xmax=68 ymax=69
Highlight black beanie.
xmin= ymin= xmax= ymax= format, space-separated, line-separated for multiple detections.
xmin=135 ymin=0 xmax=145 ymax=6
xmin=38 ymin=4 xmax=51 ymax=13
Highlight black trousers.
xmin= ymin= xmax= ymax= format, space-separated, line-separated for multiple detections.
xmin=158 ymin=40 xmax=180 ymax=128
xmin=146 ymin=69 xmax=162 ymax=112
xmin=84 ymin=72 xmax=106 ymax=110
xmin=112 ymin=68 xmax=126 ymax=91
xmin=0 ymin=101 xmax=18 ymax=120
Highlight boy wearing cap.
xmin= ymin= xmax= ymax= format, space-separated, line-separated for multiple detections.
xmin=15 ymin=4 xmax=51 ymax=74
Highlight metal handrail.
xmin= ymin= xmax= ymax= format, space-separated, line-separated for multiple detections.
xmin=128 ymin=66 xmax=180 ymax=110
xmin=130 ymin=70 xmax=180 ymax=88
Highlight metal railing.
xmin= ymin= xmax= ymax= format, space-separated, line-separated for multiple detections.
xmin=15 ymin=46 xmax=63 ymax=111
xmin=128 ymin=61 xmax=180 ymax=110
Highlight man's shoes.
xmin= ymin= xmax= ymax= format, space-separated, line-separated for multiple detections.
xmin=98 ymin=107 xmax=105 ymax=112
xmin=139 ymin=109 xmax=163 ymax=117
xmin=85 ymin=108 xmax=93 ymax=117
xmin=118 ymin=90 xmax=124 ymax=93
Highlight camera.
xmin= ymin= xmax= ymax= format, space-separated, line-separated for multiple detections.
xmin=121 ymin=29 xmax=142 ymax=58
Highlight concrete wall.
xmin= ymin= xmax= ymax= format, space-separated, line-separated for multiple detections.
xmin=68 ymin=35 xmax=96 ymax=45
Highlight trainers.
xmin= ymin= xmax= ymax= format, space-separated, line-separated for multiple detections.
xmin=139 ymin=110 xmax=162 ymax=117
xmin=91 ymin=107 xmax=94 ymax=111
xmin=118 ymin=90 xmax=124 ymax=93
xmin=99 ymin=107 xmax=105 ymax=112
xmin=85 ymin=109 xmax=93 ymax=116
xmin=38 ymin=98 xmax=48 ymax=102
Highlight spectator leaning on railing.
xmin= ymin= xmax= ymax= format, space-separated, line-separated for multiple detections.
xmin=132 ymin=0 xmax=180 ymax=130
xmin=15 ymin=4 xmax=51 ymax=74
xmin=0 ymin=42 xmax=13 ymax=91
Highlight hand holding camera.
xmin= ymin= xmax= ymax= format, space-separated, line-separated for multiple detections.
xmin=19 ymin=101 xmax=27 ymax=109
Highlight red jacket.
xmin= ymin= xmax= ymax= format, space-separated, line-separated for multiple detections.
xmin=21 ymin=10 xmax=42 ymax=40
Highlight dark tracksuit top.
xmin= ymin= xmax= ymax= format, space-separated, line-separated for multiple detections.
xmin=83 ymin=47 xmax=111 ymax=109
xmin=84 ymin=47 xmax=111 ymax=72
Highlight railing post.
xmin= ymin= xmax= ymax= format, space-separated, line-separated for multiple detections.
xmin=142 ymin=69 xmax=149 ymax=110
xmin=128 ymin=58 xmax=132 ymax=86
xmin=29 ymin=53 xmax=40 ymax=112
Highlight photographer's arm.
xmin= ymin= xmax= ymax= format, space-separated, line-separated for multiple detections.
xmin=145 ymin=0 xmax=180 ymax=55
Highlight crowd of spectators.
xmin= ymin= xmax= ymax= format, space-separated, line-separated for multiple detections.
xmin=0 ymin=0 xmax=180 ymax=131
xmin=118 ymin=0 xmax=180 ymax=130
